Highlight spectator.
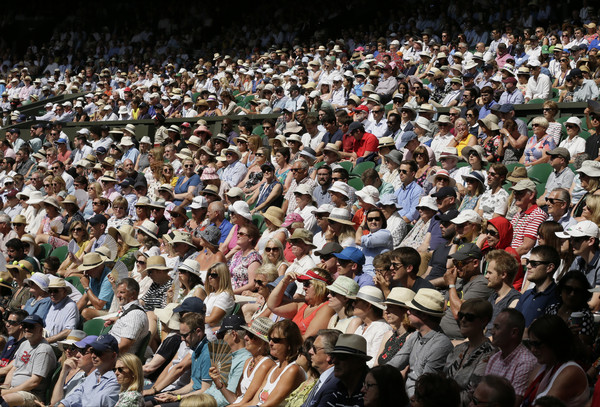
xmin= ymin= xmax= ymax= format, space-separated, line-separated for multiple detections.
xmin=395 ymin=160 xmax=423 ymax=223
xmin=471 ymin=375 xmax=516 ymax=407
xmin=509 ymin=179 xmax=549 ymax=256
xmin=77 ymin=252 xmax=114 ymax=321
xmin=333 ymin=247 xmax=373 ymax=288
xmin=326 ymin=334 xmax=371 ymax=407
xmin=558 ymin=117 xmax=586 ymax=161
xmin=45 ymin=278 xmax=79 ymax=344
xmin=484 ymin=250 xmax=522 ymax=335
xmin=520 ymin=116 xmax=556 ymax=167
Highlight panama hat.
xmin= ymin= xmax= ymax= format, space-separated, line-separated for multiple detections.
xmin=155 ymin=303 xmax=181 ymax=331
xmin=135 ymin=220 xmax=159 ymax=240
xmin=145 ymin=256 xmax=170 ymax=272
xmin=242 ymin=317 xmax=274 ymax=343
xmin=326 ymin=276 xmax=359 ymax=298
xmin=78 ymin=253 xmax=106 ymax=271
xmin=384 ymin=287 xmax=415 ymax=307
xmin=328 ymin=334 xmax=371 ymax=360
xmin=405 ymin=288 xmax=445 ymax=317
xmin=350 ymin=286 xmax=386 ymax=310
xmin=108 ymin=224 xmax=140 ymax=247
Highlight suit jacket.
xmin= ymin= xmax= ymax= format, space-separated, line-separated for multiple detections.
xmin=302 ymin=367 xmax=340 ymax=407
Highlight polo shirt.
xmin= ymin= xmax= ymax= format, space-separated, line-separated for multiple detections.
xmin=510 ymin=204 xmax=548 ymax=250
xmin=515 ymin=282 xmax=559 ymax=326
xmin=214 ymin=219 xmax=233 ymax=244
xmin=191 ymin=337 xmax=212 ymax=391
xmin=569 ymin=251 xmax=600 ymax=288
xmin=90 ymin=267 xmax=114 ymax=310
xmin=341 ymin=133 xmax=355 ymax=153
xmin=353 ymin=132 xmax=378 ymax=157
xmin=545 ymin=167 xmax=575 ymax=194
xmin=322 ymin=128 xmax=343 ymax=145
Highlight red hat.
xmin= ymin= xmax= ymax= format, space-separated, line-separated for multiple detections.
xmin=502 ymin=77 xmax=517 ymax=84
xmin=296 ymin=269 xmax=333 ymax=284
xmin=181 ymin=122 xmax=191 ymax=128
xmin=353 ymin=105 xmax=369 ymax=113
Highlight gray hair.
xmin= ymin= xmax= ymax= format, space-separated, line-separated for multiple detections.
xmin=531 ymin=116 xmax=549 ymax=129
xmin=292 ymin=158 xmax=309 ymax=170
xmin=551 ymin=188 xmax=571 ymax=207
xmin=0 ymin=214 xmax=11 ymax=224
xmin=317 ymin=329 xmax=341 ymax=353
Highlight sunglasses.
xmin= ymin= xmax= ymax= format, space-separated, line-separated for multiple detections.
xmin=545 ymin=197 xmax=564 ymax=204
xmin=485 ymin=229 xmax=499 ymax=237
xmin=453 ymin=259 xmax=473 ymax=268
xmin=302 ymin=281 xmax=311 ymax=288
xmin=526 ymin=259 xmax=550 ymax=268
xmin=180 ymin=331 xmax=194 ymax=339
xmin=136 ymin=260 xmax=146 ymax=265
xmin=255 ymin=280 xmax=264 ymax=286
xmin=457 ymin=312 xmax=478 ymax=322
xmin=114 ymin=367 xmax=127 ymax=374
xmin=48 ymin=288 xmax=62 ymax=294
xmin=264 ymin=247 xmax=279 ymax=252
xmin=268 ymin=336 xmax=285 ymax=343
xmin=399 ymin=169 xmax=409 ymax=174
xmin=5 ymin=320 xmax=19 ymax=326
xmin=367 ymin=217 xmax=381 ymax=222
xmin=184 ymin=164 xmax=194 ymax=168
xmin=207 ymin=273 xmax=219 ymax=279
xmin=170 ymin=213 xmax=180 ymax=218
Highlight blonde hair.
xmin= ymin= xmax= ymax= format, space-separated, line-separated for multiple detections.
xmin=117 ymin=353 xmax=143 ymax=392
xmin=262 ymin=238 xmax=287 ymax=271
xmin=585 ymin=195 xmax=600 ymax=224
xmin=88 ymin=182 xmax=103 ymax=198
xmin=205 ymin=262 xmax=234 ymax=295
xmin=53 ymin=176 xmax=66 ymax=192
xmin=181 ymin=394 xmax=217 ymax=407
xmin=255 ymin=263 xmax=278 ymax=283
xmin=336 ymin=224 xmax=356 ymax=244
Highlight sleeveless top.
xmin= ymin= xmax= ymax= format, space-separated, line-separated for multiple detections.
xmin=233 ymin=357 xmax=271 ymax=404
xmin=534 ymin=361 xmax=589 ymax=407
xmin=258 ymin=361 xmax=305 ymax=405
xmin=292 ymin=302 xmax=329 ymax=335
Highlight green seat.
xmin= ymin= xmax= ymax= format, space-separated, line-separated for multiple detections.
xmin=50 ymin=246 xmax=68 ymax=263
xmin=351 ymin=161 xmax=375 ymax=176
xmin=136 ymin=332 xmax=151 ymax=363
xmin=580 ymin=130 xmax=591 ymax=140
xmin=314 ymin=161 xmax=325 ymax=169
xmin=556 ymin=116 xmax=570 ymax=124
xmin=339 ymin=161 xmax=353 ymax=172
xmin=456 ymin=161 xmax=469 ymax=168
xmin=40 ymin=243 xmax=53 ymax=260
xmin=252 ymin=214 xmax=265 ymax=233
xmin=65 ymin=276 xmax=85 ymax=294
xmin=528 ymin=98 xmax=545 ymax=104
xmin=348 ymin=178 xmax=364 ymax=191
xmin=45 ymin=365 xmax=62 ymax=403
xmin=526 ymin=163 xmax=553 ymax=182
xmin=191 ymin=92 xmax=201 ymax=103
xmin=83 ymin=319 xmax=106 ymax=336
xmin=252 ymin=125 xmax=264 ymax=137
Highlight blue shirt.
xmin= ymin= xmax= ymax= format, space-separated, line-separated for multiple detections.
xmin=222 ymin=160 xmax=248 ymax=187
xmin=45 ymin=297 xmax=79 ymax=337
xmin=515 ymin=282 xmax=559 ymax=327
xmin=204 ymin=347 xmax=251 ymax=407
xmin=498 ymin=89 xmax=525 ymax=105
xmin=60 ymin=369 xmax=120 ymax=407
xmin=427 ymin=217 xmax=445 ymax=252
xmin=90 ymin=267 xmax=114 ymax=310
xmin=360 ymin=229 xmax=394 ymax=276
xmin=23 ymin=297 xmax=52 ymax=320
xmin=215 ymin=219 xmax=234 ymax=244
xmin=395 ymin=181 xmax=423 ymax=222
xmin=478 ymin=100 xmax=498 ymax=119
xmin=122 ymin=147 xmax=140 ymax=164
xmin=174 ymin=173 xmax=201 ymax=206
xmin=191 ymin=337 xmax=211 ymax=391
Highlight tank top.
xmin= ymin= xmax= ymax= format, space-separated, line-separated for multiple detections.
xmin=258 ymin=361 xmax=304 ymax=405
xmin=292 ymin=302 xmax=329 ymax=335
xmin=233 ymin=357 xmax=270 ymax=404
xmin=534 ymin=361 xmax=589 ymax=407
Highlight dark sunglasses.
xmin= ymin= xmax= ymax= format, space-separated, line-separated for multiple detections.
xmin=207 ymin=273 xmax=219 ymax=279
xmin=545 ymin=197 xmax=564 ymax=204
xmin=367 ymin=217 xmax=381 ymax=222
xmin=5 ymin=320 xmax=19 ymax=326
xmin=170 ymin=213 xmax=180 ymax=218
xmin=48 ymin=288 xmax=62 ymax=294
xmin=457 ymin=312 xmax=477 ymax=322
xmin=255 ymin=280 xmax=264 ymax=286
xmin=485 ymin=229 xmax=499 ymax=237
xmin=268 ymin=336 xmax=285 ymax=343
xmin=114 ymin=367 xmax=127 ymax=373
xmin=264 ymin=247 xmax=279 ymax=252
xmin=526 ymin=259 xmax=550 ymax=268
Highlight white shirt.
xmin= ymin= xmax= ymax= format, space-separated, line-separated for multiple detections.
xmin=367 ymin=118 xmax=388 ymax=139
xmin=430 ymin=133 xmax=455 ymax=160
xmin=559 ymin=136 xmax=586 ymax=159
xmin=525 ymin=74 xmax=552 ymax=100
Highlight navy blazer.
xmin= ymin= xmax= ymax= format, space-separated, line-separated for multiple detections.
xmin=302 ymin=369 xmax=340 ymax=407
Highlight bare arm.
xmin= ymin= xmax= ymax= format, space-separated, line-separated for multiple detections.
xmin=515 ymin=237 xmax=536 ymax=256
xmin=266 ymin=273 xmax=301 ymax=319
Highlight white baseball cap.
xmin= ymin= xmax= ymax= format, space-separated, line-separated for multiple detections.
xmin=556 ymin=220 xmax=599 ymax=239
xmin=450 ymin=209 xmax=483 ymax=225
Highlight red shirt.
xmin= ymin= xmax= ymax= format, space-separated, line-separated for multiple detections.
xmin=342 ymin=132 xmax=355 ymax=153
xmin=353 ymin=132 xmax=378 ymax=157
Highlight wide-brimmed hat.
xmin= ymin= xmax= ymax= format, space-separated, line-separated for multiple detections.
xmin=384 ymin=287 xmax=415 ymax=307
xmin=326 ymin=275 xmax=359 ymax=298
xmin=262 ymin=207 xmax=285 ymax=227
xmin=439 ymin=147 xmax=459 ymax=160
xmin=356 ymin=186 xmax=379 ymax=206
xmin=478 ymin=115 xmax=500 ymax=131
xmin=61 ymin=195 xmax=78 ymax=207
xmin=26 ymin=191 xmax=44 ymax=205
xmin=578 ymin=160 xmax=600 ymax=178
xmin=414 ymin=117 xmax=431 ymax=132
xmin=288 ymin=228 xmax=316 ymax=248
xmin=154 ymin=303 xmax=181 ymax=330
xmin=428 ymin=169 xmax=457 ymax=187
xmin=178 ymin=258 xmax=203 ymax=279
xmin=135 ymin=220 xmax=159 ymax=240
xmin=462 ymin=170 xmax=486 ymax=186
xmin=170 ymin=231 xmax=196 ymax=249
xmin=350 ymin=286 xmax=386 ymax=310
xmin=100 ymin=171 xmax=117 ymax=182
xmin=506 ymin=167 xmax=528 ymax=183
xmin=385 ymin=150 xmax=404 ymax=165
xmin=231 ymin=201 xmax=252 ymax=221
xmin=198 ymin=225 xmax=221 ymax=247
xmin=225 ymin=146 xmax=242 ymax=159
xmin=57 ymin=330 xmax=87 ymax=351
xmin=200 ymin=184 xmax=220 ymax=196
xmin=145 ymin=256 xmax=170 ymax=272
xmin=48 ymin=277 xmax=72 ymax=295
xmin=242 ymin=317 xmax=274 ymax=343
xmin=24 ymin=273 xmax=49 ymax=292
xmin=327 ymin=208 xmax=354 ymax=225
xmin=405 ymin=288 xmax=445 ymax=317
xmin=108 ymin=224 xmax=140 ymax=247
xmin=510 ymin=179 xmax=537 ymax=192
xmin=328 ymin=334 xmax=371 ymax=361
xmin=11 ymin=215 xmax=27 ymax=225
xmin=44 ymin=197 xmax=61 ymax=209
xmin=78 ymin=253 xmax=106 ymax=271
xmin=461 ymin=145 xmax=488 ymax=163
xmin=328 ymin=181 xmax=350 ymax=199
xmin=134 ymin=196 xmax=152 ymax=207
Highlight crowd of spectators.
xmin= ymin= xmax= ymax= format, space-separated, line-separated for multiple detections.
xmin=2 ymin=1 xmax=600 ymax=407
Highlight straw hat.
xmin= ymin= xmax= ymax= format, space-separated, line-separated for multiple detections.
xmin=262 ymin=207 xmax=284 ymax=228
xmin=383 ymin=287 xmax=415 ymax=307
xmin=327 ymin=334 xmax=371 ymax=360
xmin=506 ymin=167 xmax=528 ymax=183
xmin=155 ymin=303 xmax=181 ymax=330
xmin=350 ymin=286 xmax=386 ymax=310
xmin=327 ymin=208 xmax=354 ymax=226
xmin=48 ymin=277 xmax=72 ymax=295
xmin=135 ymin=220 xmax=159 ymax=240
xmin=326 ymin=276 xmax=359 ymax=298
xmin=78 ymin=253 xmax=106 ymax=271
xmin=145 ymin=256 xmax=170 ymax=272
xmin=44 ymin=197 xmax=61 ymax=209
xmin=404 ymin=288 xmax=445 ymax=317
xmin=108 ymin=225 xmax=140 ymax=247
xmin=242 ymin=317 xmax=274 ymax=343
xmin=11 ymin=215 xmax=27 ymax=225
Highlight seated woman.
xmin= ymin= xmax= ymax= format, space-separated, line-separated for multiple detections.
xmin=459 ymin=171 xmax=485 ymax=211
xmin=58 ymin=221 xmax=92 ymax=277
xmin=357 ymin=208 xmax=393 ymax=276
xmin=377 ymin=287 xmax=415 ymax=366
xmin=256 ymin=207 xmax=287 ymax=254
xmin=346 ymin=286 xmax=391 ymax=367
xmin=114 ymin=353 xmax=144 ymax=407
xmin=248 ymin=162 xmax=283 ymax=214
xmin=520 ymin=116 xmax=556 ymax=168
xmin=195 ymin=225 xmax=227 ymax=281
xmin=204 ymin=262 xmax=236 ymax=341
xmin=107 ymin=196 xmax=133 ymax=230
xmin=267 ymin=269 xmax=334 ymax=339
xmin=362 ymin=364 xmax=409 ymax=407
xmin=284 ymin=336 xmax=320 ymax=407
xmin=228 ymin=223 xmax=262 ymax=295
xmin=210 ymin=317 xmax=276 ymax=405
xmin=521 ymin=315 xmax=588 ymax=407
xmin=326 ymin=276 xmax=359 ymax=333
xmin=34 ymin=197 xmax=65 ymax=247
xmin=107 ymin=224 xmax=141 ymax=270
xmin=444 ymin=299 xmax=495 ymax=406
xmin=175 ymin=259 xmax=206 ymax=303
xmin=23 ymin=273 xmax=52 ymax=320
xmin=233 ymin=319 xmax=306 ymax=407
xmin=143 ymin=303 xmax=182 ymax=382
xmin=241 ymin=263 xmax=280 ymax=323
xmin=135 ymin=219 xmax=161 ymax=257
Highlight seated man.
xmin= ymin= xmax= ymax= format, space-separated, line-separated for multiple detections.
xmin=57 ymin=335 xmax=120 ymax=407
xmin=333 ymin=247 xmax=374 ymax=288
xmin=0 ymin=310 xmax=27 ymax=378
xmin=484 ymin=250 xmax=522 ymax=336
xmin=105 ymin=278 xmax=149 ymax=354
xmin=45 ymin=278 xmax=79 ymax=344
xmin=76 ymin=253 xmax=114 ymax=321
xmin=0 ymin=315 xmax=57 ymax=407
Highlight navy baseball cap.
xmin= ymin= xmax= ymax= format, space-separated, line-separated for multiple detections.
xmin=431 ymin=186 xmax=457 ymax=198
xmin=498 ymin=104 xmax=515 ymax=113
xmin=96 ymin=147 xmax=107 ymax=154
xmin=88 ymin=214 xmax=108 ymax=225
xmin=348 ymin=122 xmax=364 ymax=133
xmin=216 ymin=315 xmax=246 ymax=338
xmin=435 ymin=209 xmax=460 ymax=222
xmin=22 ymin=315 xmax=45 ymax=327
xmin=173 ymin=297 xmax=206 ymax=314
xmin=74 ymin=335 xmax=98 ymax=348
xmin=397 ymin=130 xmax=417 ymax=149
xmin=334 ymin=247 xmax=366 ymax=266
xmin=90 ymin=334 xmax=119 ymax=353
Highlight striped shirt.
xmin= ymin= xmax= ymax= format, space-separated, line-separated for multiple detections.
xmin=510 ymin=205 xmax=548 ymax=249
xmin=485 ymin=344 xmax=537 ymax=396
xmin=110 ymin=300 xmax=149 ymax=354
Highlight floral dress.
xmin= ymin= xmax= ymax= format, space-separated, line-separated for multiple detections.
xmin=228 ymin=250 xmax=262 ymax=291
xmin=378 ymin=330 xmax=411 ymax=365
xmin=523 ymin=134 xmax=556 ymax=165
xmin=481 ymin=135 xmax=501 ymax=162
xmin=115 ymin=390 xmax=144 ymax=407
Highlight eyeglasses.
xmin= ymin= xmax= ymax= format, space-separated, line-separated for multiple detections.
xmin=545 ymin=197 xmax=564 ymax=204
xmin=264 ymin=247 xmax=279 ymax=252
xmin=163 ymin=169 xmax=173 ymax=172
xmin=208 ymin=273 xmax=219 ymax=279
xmin=302 ymin=281 xmax=311 ymax=288
xmin=180 ymin=331 xmax=194 ymax=339
xmin=367 ymin=217 xmax=381 ymax=222
xmin=457 ymin=312 xmax=478 ymax=322
xmin=399 ymin=169 xmax=409 ymax=174
xmin=291 ymin=168 xmax=303 ymax=173
xmin=532 ymin=123 xmax=540 ymax=127
xmin=485 ymin=229 xmax=499 ymax=237
xmin=44 ymin=184 xmax=51 ymax=187
xmin=5 ymin=320 xmax=19 ymax=326
xmin=92 ymin=201 xmax=101 ymax=205
xmin=526 ymin=259 xmax=550 ymax=268
xmin=592 ymin=115 xmax=600 ymax=121
xmin=390 ymin=261 xmax=403 ymax=269
xmin=237 ymin=231 xmax=247 ymax=237
xmin=331 ymin=177 xmax=342 ymax=181
xmin=268 ymin=336 xmax=285 ymax=343
xmin=114 ymin=367 xmax=127 ymax=374
xmin=184 ymin=164 xmax=194 ymax=168
xmin=170 ymin=213 xmax=180 ymax=218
